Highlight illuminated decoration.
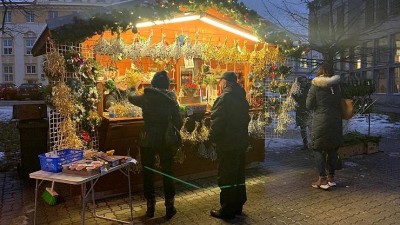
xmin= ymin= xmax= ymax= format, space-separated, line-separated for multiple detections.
xmin=135 ymin=14 xmax=259 ymax=42
xmin=356 ymin=59 xmax=361 ymax=69
xmin=200 ymin=17 xmax=259 ymax=42
xmin=136 ymin=15 xmax=201 ymax=27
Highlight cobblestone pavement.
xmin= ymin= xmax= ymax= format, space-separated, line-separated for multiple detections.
xmin=1 ymin=115 xmax=400 ymax=225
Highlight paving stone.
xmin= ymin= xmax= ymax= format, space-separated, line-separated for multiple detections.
xmin=2 ymin=120 xmax=400 ymax=224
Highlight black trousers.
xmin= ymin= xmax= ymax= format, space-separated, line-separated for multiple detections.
xmin=141 ymin=146 xmax=175 ymax=201
xmin=217 ymin=150 xmax=247 ymax=215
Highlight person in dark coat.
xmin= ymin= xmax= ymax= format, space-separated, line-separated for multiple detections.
xmin=292 ymin=76 xmax=310 ymax=150
xmin=209 ymin=71 xmax=250 ymax=219
xmin=128 ymin=70 xmax=183 ymax=219
xmin=306 ymin=64 xmax=343 ymax=190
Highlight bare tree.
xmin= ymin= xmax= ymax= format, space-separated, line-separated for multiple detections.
xmin=1 ymin=0 xmax=36 ymax=34
xmin=259 ymin=0 xmax=394 ymax=75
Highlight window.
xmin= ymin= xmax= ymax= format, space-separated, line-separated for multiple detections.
xmin=336 ymin=5 xmax=344 ymax=33
xmin=354 ymin=46 xmax=362 ymax=69
xmin=376 ymin=69 xmax=387 ymax=93
xmin=365 ymin=0 xmax=375 ymax=26
xmin=395 ymin=33 xmax=400 ymax=63
xmin=26 ymin=65 xmax=37 ymax=74
xmin=48 ymin=11 xmax=58 ymax=20
xmin=376 ymin=0 xmax=388 ymax=22
xmin=335 ymin=54 xmax=341 ymax=70
xmin=390 ymin=0 xmax=400 ymax=16
xmin=362 ymin=71 xmax=372 ymax=81
xmin=25 ymin=38 xmax=35 ymax=55
xmin=312 ymin=59 xmax=317 ymax=69
xmin=300 ymin=58 xmax=308 ymax=69
xmin=4 ymin=11 xmax=11 ymax=23
xmin=393 ymin=68 xmax=400 ymax=94
xmin=26 ymin=11 xmax=34 ymax=23
xmin=343 ymin=49 xmax=350 ymax=71
xmin=3 ymin=38 xmax=13 ymax=55
xmin=377 ymin=37 xmax=389 ymax=65
xmin=320 ymin=14 xmax=330 ymax=40
xmin=3 ymin=65 xmax=13 ymax=82
xmin=366 ymin=41 xmax=374 ymax=67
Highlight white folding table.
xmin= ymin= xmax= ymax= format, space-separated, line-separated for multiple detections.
xmin=29 ymin=161 xmax=135 ymax=225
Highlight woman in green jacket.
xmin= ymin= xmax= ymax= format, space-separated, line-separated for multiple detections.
xmin=306 ymin=64 xmax=343 ymax=190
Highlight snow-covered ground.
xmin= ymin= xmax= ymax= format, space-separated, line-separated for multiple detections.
xmin=0 ymin=106 xmax=13 ymax=122
xmin=266 ymin=113 xmax=400 ymax=150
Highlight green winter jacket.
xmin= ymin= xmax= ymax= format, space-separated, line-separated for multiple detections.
xmin=306 ymin=75 xmax=343 ymax=150
xmin=209 ymin=83 xmax=250 ymax=152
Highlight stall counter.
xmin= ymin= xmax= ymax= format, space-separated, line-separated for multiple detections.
xmin=94 ymin=111 xmax=265 ymax=197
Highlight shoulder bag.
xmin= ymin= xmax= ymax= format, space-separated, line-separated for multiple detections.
xmin=341 ymin=98 xmax=353 ymax=120
xmin=165 ymin=106 xmax=182 ymax=148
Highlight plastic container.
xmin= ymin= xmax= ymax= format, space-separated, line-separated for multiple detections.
xmin=109 ymin=107 xmax=116 ymax=118
xmin=38 ymin=149 xmax=83 ymax=173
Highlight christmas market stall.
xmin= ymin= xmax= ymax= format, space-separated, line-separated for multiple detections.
xmin=32 ymin=0 xmax=286 ymax=196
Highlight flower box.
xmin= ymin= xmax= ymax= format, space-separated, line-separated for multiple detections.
xmin=337 ymin=143 xmax=366 ymax=159
xmin=366 ymin=141 xmax=380 ymax=154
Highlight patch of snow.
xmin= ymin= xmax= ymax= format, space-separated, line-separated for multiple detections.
xmin=0 ymin=106 xmax=13 ymax=122
xmin=344 ymin=161 xmax=359 ymax=167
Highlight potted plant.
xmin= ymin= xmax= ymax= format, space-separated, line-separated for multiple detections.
xmin=182 ymin=82 xmax=198 ymax=97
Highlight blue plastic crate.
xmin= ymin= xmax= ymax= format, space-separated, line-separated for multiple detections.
xmin=38 ymin=149 xmax=83 ymax=173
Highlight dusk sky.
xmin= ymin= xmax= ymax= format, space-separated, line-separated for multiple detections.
xmin=240 ymin=0 xmax=309 ymax=37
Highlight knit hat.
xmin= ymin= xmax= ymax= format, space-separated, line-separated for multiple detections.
xmin=151 ymin=70 xmax=169 ymax=89
xmin=219 ymin=71 xmax=237 ymax=83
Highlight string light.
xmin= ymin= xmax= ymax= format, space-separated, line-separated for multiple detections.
xmin=135 ymin=14 xmax=259 ymax=42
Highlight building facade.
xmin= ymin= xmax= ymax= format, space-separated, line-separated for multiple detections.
xmin=309 ymin=0 xmax=400 ymax=107
xmin=0 ymin=0 xmax=128 ymax=86
xmin=287 ymin=49 xmax=323 ymax=80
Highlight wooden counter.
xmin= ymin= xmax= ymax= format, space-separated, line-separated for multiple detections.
xmin=94 ymin=113 xmax=265 ymax=198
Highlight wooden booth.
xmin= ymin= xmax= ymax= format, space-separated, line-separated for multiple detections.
xmin=32 ymin=4 xmax=279 ymax=197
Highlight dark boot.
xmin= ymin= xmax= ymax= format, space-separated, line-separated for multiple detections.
xmin=165 ymin=198 xmax=177 ymax=219
xmin=146 ymin=199 xmax=155 ymax=218
xmin=235 ymin=205 xmax=243 ymax=215
xmin=210 ymin=209 xmax=235 ymax=219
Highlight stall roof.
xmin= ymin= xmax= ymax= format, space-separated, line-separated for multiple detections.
xmin=32 ymin=0 xmax=276 ymax=56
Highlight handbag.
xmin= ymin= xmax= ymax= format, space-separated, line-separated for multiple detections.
xmin=341 ymin=98 xmax=353 ymax=120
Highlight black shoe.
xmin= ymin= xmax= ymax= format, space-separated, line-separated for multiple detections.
xmin=146 ymin=199 xmax=155 ymax=218
xmin=235 ymin=208 xmax=243 ymax=215
xmin=210 ymin=209 xmax=235 ymax=220
xmin=165 ymin=206 xmax=177 ymax=219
